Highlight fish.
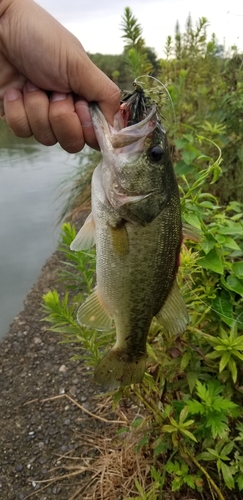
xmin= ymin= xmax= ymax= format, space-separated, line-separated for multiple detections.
xmin=71 ymin=93 xmax=188 ymax=390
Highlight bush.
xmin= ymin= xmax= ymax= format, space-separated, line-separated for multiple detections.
xmin=43 ymin=134 xmax=243 ymax=498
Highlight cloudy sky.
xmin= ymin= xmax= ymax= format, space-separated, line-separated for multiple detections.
xmin=36 ymin=0 xmax=243 ymax=57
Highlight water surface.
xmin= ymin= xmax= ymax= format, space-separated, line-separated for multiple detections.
xmin=0 ymin=122 xmax=81 ymax=338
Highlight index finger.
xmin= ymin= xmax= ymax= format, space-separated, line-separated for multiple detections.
xmin=98 ymin=84 xmax=121 ymax=125
xmin=75 ymin=100 xmax=99 ymax=150
xmin=70 ymin=56 xmax=121 ymax=125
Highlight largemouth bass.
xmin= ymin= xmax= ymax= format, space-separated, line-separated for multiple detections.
xmin=71 ymin=96 xmax=188 ymax=390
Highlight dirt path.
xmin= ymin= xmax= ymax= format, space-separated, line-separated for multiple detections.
xmin=0 ymin=245 xmax=107 ymax=500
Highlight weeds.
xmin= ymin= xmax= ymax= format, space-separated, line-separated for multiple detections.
xmin=41 ymin=9 xmax=243 ymax=499
xmin=42 ymin=131 xmax=243 ymax=498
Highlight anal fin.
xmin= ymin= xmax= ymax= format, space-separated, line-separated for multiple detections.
xmin=156 ymin=280 xmax=189 ymax=334
xmin=70 ymin=212 xmax=96 ymax=251
xmin=77 ymin=288 xmax=113 ymax=331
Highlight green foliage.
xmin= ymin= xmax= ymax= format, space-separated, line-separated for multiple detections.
xmin=161 ymin=406 xmax=197 ymax=445
xmin=59 ymin=148 xmax=101 ymax=221
xmin=198 ymin=441 xmax=235 ymax=490
xmin=88 ymin=53 xmax=126 ymax=86
xmin=43 ymin=139 xmax=243 ymax=498
xmin=123 ymin=478 xmax=161 ymax=500
xmin=42 ymin=9 xmax=243 ymax=499
xmin=203 ymin=324 xmax=243 ymax=383
xmin=121 ymin=7 xmax=145 ymax=51
xmin=159 ymin=15 xmax=243 ymax=205
xmin=43 ymin=223 xmax=114 ymax=367
xmin=186 ymin=380 xmax=239 ymax=439
xmin=165 ymin=459 xmax=202 ymax=491
xmin=88 ymin=9 xmax=243 ymax=204
xmin=120 ymin=7 xmax=154 ymax=78
xmin=57 ymin=222 xmax=96 ymax=293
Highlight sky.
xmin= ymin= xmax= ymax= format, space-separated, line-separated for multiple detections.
xmin=36 ymin=0 xmax=243 ymax=57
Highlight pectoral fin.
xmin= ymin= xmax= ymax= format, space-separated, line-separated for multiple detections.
xmin=77 ymin=288 xmax=113 ymax=331
xmin=70 ymin=212 xmax=96 ymax=251
xmin=156 ymin=280 xmax=189 ymax=334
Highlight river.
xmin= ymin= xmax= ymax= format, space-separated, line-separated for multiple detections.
xmin=0 ymin=121 xmax=83 ymax=339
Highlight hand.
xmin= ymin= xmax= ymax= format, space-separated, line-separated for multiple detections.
xmin=0 ymin=0 xmax=120 ymax=152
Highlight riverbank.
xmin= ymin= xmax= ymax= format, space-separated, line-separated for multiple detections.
xmin=0 ymin=223 xmax=201 ymax=500
xmin=0 ymin=238 xmax=114 ymax=500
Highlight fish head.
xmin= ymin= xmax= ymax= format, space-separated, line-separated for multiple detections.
xmin=90 ymin=103 xmax=178 ymax=224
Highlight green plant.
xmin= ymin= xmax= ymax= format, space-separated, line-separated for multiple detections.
xmin=43 ymin=223 xmax=114 ymax=368
xmin=120 ymin=7 xmax=154 ymax=78
xmin=42 ymin=10 xmax=243 ymax=499
xmin=203 ymin=323 xmax=243 ymax=383
xmin=123 ymin=478 xmax=161 ymax=500
xmin=164 ymin=459 xmax=202 ymax=492
xmin=161 ymin=407 xmax=197 ymax=446
xmin=43 ymin=137 xmax=243 ymax=498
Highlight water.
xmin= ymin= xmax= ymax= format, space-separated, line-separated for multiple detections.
xmin=0 ymin=122 xmax=81 ymax=339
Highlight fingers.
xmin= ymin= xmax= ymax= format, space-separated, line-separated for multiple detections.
xmin=67 ymin=52 xmax=121 ymax=125
xmin=98 ymin=84 xmax=121 ymax=126
xmin=3 ymin=83 xmax=88 ymax=153
xmin=49 ymin=92 xmax=85 ymax=153
xmin=75 ymin=100 xmax=99 ymax=150
xmin=3 ymin=88 xmax=32 ymax=137
xmin=23 ymin=82 xmax=57 ymax=146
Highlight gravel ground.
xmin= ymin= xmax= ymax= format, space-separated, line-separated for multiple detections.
xmin=0 ymin=238 xmax=109 ymax=500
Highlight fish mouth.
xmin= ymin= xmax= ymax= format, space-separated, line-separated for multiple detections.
xmin=90 ymin=103 xmax=157 ymax=150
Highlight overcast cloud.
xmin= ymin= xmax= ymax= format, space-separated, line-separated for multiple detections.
xmin=36 ymin=0 xmax=243 ymax=56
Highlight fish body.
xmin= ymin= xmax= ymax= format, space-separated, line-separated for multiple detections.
xmin=71 ymin=100 xmax=188 ymax=389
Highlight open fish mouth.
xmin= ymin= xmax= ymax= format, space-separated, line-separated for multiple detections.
xmin=120 ymin=83 xmax=153 ymax=126
xmin=90 ymin=102 xmax=157 ymax=150
xmin=90 ymin=83 xmax=162 ymax=150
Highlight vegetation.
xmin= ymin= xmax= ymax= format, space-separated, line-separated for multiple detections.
xmin=43 ymin=8 xmax=243 ymax=499
xmin=89 ymin=11 xmax=243 ymax=205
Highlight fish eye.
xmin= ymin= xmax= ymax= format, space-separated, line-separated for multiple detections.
xmin=148 ymin=145 xmax=164 ymax=162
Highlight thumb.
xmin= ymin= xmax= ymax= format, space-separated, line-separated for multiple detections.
xmin=68 ymin=51 xmax=120 ymax=124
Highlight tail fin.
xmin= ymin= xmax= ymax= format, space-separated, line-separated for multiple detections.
xmin=94 ymin=349 xmax=147 ymax=390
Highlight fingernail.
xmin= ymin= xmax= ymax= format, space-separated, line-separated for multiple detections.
xmin=82 ymin=120 xmax=92 ymax=128
xmin=27 ymin=81 xmax=39 ymax=92
xmin=75 ymin=102 xmax=92 ymax=128
xmin=51 ymin=92 xmax=67 ymax=102
xmin=5 ymin=89 xmax=19 ymax=102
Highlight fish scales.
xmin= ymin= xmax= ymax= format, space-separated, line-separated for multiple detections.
xmin=71 ymin=96 xmax=188 ymax=389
